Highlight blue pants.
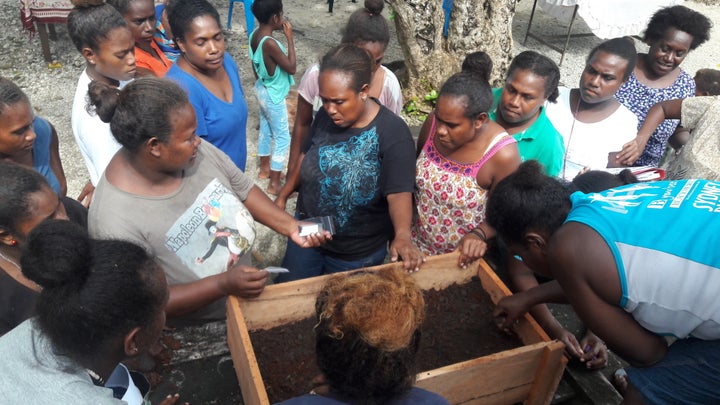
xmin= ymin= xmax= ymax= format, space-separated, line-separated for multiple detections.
xmin=626 ymin=337 xmax=720 ymax=404
xmin=254 ymin=80 xmax=290 ymax=172
xmin=276 ymin=239 xmax=388 ymax=283
xmin=227 ymin=0 xmax=254 ymax=33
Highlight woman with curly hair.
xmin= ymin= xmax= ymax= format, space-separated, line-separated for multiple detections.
xmin=279 ymin=268 xmax=449 ymax=404
xmin=616 ymin=5 xmax=712 ymax=167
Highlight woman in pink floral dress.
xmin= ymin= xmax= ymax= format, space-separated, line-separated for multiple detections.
xmin=413 ymin=72 xmax=520 ymax=268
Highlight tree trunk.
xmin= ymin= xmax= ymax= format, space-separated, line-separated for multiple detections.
xmin=387 ymin=0 xmax=517 ymax=102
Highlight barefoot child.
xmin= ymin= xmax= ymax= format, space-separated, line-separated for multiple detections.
xmin=249 ymin=0 xmax=295 ymax=195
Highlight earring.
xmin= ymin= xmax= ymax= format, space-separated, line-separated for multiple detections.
xmin=10 ymin=240 xmax=17 ymax=247
xmin=132 ymin=347 xmax=138 ymax=353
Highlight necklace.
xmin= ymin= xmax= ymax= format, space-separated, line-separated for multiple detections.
xmin=0 ymin=251 xmax=20 ymax=269
xmin=86 ymin=368 xmax=105 ymax=386
xmin=0 ymin=250 xmax=41 ymax=292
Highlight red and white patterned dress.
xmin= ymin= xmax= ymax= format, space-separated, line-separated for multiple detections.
xmin=413 ymin=120 xmax=516 ymax=255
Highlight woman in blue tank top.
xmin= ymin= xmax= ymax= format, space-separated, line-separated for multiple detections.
xmin=487 ymin=161 xmax=720 ymax=404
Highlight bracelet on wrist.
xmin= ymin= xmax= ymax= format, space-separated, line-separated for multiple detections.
xmin=469 ymin=227 xmax=487 ymax=242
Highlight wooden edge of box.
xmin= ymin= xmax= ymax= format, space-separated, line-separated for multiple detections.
xmin=227 ymin=252 xmax=565 ymax=405
xmin=227 ymin=295 xmax=270 ymax=405
xmin=526 ymin=341 xmax=568 ymax=405
xmin=415 ymin=341 xmax=565 ymax=404
xmin=239 ymin=252 xmax=479 ymax=330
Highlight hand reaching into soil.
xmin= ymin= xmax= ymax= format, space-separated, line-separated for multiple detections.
xmin=493 ymin=293 xmax=531 ymax=332
xmin=455 ymin=232 xmax=487 ymax=268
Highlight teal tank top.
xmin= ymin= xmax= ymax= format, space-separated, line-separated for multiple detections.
xmin=249 ymin=30 xmax=295 ymax=104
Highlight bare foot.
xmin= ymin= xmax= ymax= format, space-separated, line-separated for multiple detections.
xmin=266 ymin=182 xmax=282 ymax=196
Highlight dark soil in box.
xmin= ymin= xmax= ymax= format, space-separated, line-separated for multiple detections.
xmin=251 ymin=277 xmax=524 ymax=403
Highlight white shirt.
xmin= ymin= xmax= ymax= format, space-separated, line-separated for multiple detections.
xmin=545 ymin=87 xmax=638 ymax=180
xmin=71 ymin=69 xmax=126 ymax=185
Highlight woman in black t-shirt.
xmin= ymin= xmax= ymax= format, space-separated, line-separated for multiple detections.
xmin=275 ymin=44 xmax=424 ymax=281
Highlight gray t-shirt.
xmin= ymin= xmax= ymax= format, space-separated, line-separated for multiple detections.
xmin=0 ymin=319 xmax=123 ymax=404
xmin=89 ymin=141 xmax=256 ymax=321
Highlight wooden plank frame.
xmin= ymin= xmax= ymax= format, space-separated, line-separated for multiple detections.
xmin=227 ymin=252 xmax=567 ymax=405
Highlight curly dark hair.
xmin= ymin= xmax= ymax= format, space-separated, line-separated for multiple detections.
xmin=643 ymin=5 xmax=712 ymax=51
xmin=251 ymin=0 xmax=282 ymax=25
xmin=106 ymin=0 xmax=137 ymax=14
xmin=314 ymin=268 xmax=425 ymax=403
xmin=21 ymin=220 xmax=166 ymax=362
xmin=486 ymin=160 xmax=572 ymax=245
xmin=570 ymin=169 xmax=638 ymax=194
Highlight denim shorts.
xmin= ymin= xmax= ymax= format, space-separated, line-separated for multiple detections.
xmin=626 ymin=337 xmax=720 ymax=404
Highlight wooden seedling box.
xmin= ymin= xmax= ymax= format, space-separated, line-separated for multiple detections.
xmin=227 ymin=252 xmax=566 ymax=405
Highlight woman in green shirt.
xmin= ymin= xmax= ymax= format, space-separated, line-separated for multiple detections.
xmin=489 ymin=51 xmax=565 ymax=177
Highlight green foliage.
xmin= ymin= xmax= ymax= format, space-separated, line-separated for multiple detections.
xmin=403 ymin=88 xmax=438 ymax=119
